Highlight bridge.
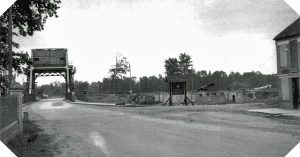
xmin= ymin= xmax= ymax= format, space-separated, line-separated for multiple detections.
xmin=25 ymin=48 xmax=76 ymax=102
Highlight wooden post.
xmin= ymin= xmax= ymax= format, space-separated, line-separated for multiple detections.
xmin=29 ymin=68 xmax=34 ymax=94
xmin=184 ymin=82 xmax=187 ymax=106
xmin=66 ymin=68 xmax=70 ymax=93
xmin=65 ymin=50 xmax=70 ymax=93
xmin=169 ymin=83 xmax=172 ymax=106
xmin=129 ymin=63 xmax=132 ymax=93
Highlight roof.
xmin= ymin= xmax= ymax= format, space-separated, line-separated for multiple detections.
xmin=166 ymin=75 xmax=189 ymax=83
xmin=274 ymin=17 xmax=300 ymax=41
xmin=197 ymin=83 xmax=216 ymax=91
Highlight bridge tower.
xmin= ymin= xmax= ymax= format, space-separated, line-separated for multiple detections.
xmin=26 ymin=48 xmax=76 ymax=101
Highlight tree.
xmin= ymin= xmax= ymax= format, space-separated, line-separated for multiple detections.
xmin=199 ymin=70 xmax=208 ymax=77
xmin=36 ymin=81 xmax=65 ymax=97
xmin=164 ymin=53 xmax=194 ymax=76
xmin=109 ymin=54 xmax=130 ymax=79
xmin=178 ymin=53 xmax=193 ymax=75
xmin=211 ymin=71 xmax=227 ymax=90
xmin=108 ymin=54 xmax=131 ymax=93
xmin=164 ymin=57 xmax=180 ymax=76
xmin=0 ymin=0 xmax=61 ymax=74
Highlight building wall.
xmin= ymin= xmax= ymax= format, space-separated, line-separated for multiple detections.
xmin=195 ymin=92 xmax=226 ymax=103
xmin=277 ymin=37 xmax=300 ymax=75
xmin=277 ymin=37 xmax=300 ymax=109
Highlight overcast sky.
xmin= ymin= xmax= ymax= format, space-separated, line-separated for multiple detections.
xmin=14 ymin=0 xmax=299 ymax=85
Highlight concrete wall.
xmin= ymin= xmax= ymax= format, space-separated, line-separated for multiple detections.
xmin=0 ymin=121 xmax=18 ymax=144
xmin=157 ymin=90 xmax=278 ymax=104
xmin=156 ymin=92 xmax=227 ymax=104
xmin=195 ymin=93 xmax=226 ymax=103
xmin=156 ymin=92 xmax=193 ymax=104
xmin=0 ymin=88 xmax=23 ymax=144
xmin=79 ymin=90 xmax=279 ymax=105
xmin=0 ymin=96 xmax=17 ymax=129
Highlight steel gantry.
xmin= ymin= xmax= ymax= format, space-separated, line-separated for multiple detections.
xmin=26 ymin=48 xmax=76 ymax=101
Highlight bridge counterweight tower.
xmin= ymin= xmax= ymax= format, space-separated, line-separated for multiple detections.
xmin=26 ymin=48 xmax=75 ymax=101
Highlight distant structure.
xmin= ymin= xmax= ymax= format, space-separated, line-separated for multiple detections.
xmin=197 ymin=83 xmax=216 ymax=91
xmin=25 ymin=48 xmax=76 ymax=102
xmin=164 ymin=75 xmax=194 ymax=106
xmin=251 ymin=85 xmax=272 ymax=92
xmin=274 ymin=17 xmax=300 ymax=109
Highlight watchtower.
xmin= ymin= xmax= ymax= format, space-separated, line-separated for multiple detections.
xmin=164 ymin=75 xmax=194 ymax=106
xmin=26 ymin=48 xmax=76 ymax=101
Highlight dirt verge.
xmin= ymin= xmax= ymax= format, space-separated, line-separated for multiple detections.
xmin=7 ymin=120 xmax=56 ymax=157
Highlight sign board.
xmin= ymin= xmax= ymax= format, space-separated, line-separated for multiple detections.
xmin=32 ymin=48 xmax=67 ymax=67
xmin=171 ymin=82 xmax=184 ymax=95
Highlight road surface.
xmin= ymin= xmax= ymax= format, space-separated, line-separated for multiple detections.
xmin=25 ymin=99 xmax=299 ymax=157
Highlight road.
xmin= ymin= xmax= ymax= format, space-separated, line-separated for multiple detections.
xmin=25 ymin=98 xmax=299 ymax=157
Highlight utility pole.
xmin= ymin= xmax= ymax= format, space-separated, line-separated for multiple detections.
xmin=129 ymin=63 xmax=132 ymax=93
xmin=114 ymin=56 xmax=117 ymax=93
xmin=217 ymin=76 xmax=219 ymax=91
xmin=191 ymin=65 xmax=194 ymax=91
xmin=191 ymin=65 xmax=194 ymax=102
xmin=8 ymin=6 xmax=13 ymax=91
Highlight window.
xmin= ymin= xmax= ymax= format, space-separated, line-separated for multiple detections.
xmin=281 ymin=78 xmax=289 ymax=100
xmin=279 ymin=44 xmax=289 ymax=67
xmin=34 ymin=58 xmax=39 ymax=61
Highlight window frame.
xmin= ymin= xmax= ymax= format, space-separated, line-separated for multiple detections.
xmin=279 ymin=44 xmax=289 ymax=68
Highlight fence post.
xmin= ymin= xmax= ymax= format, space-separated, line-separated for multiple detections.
xmin=10 ymin=88 xmax=23 ymax=134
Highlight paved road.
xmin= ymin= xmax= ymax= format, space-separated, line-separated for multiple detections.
xmin=26 ymin=99 xmax=299 ymax=157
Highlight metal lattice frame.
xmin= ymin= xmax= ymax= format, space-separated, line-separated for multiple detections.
xmin=35 ymin=72 xmax=66 ymax=79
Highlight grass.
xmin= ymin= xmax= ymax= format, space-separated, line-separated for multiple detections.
xmin=7 ymin=120 xmax=55 ymax=157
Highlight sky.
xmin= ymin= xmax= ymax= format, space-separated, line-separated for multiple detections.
xmin=12 ymin=0 xmax=300 ymax=85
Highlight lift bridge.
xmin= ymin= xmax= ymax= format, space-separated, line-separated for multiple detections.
xmin=25 ymin=48 xmax=76 ymax=102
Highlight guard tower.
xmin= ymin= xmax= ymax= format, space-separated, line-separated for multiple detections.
xmin=26 ymin=48 xmax=76 ymax=101
xmin=164 ymin=75 xmax=194 ymax=106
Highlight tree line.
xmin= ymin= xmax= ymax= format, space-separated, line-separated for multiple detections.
xmin=36 ymin=53 xmax=278 ymax=96
xmin=37 ymin=70 xmax=278 ymax=97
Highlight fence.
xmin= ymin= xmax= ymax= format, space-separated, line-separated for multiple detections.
xmin=0 ymin=88 xmax=24 ymax=144
xmin=75 ymin=90 xmax=279 ymax=105
xmin=0 ymin=96 xmax=17 ymax=129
